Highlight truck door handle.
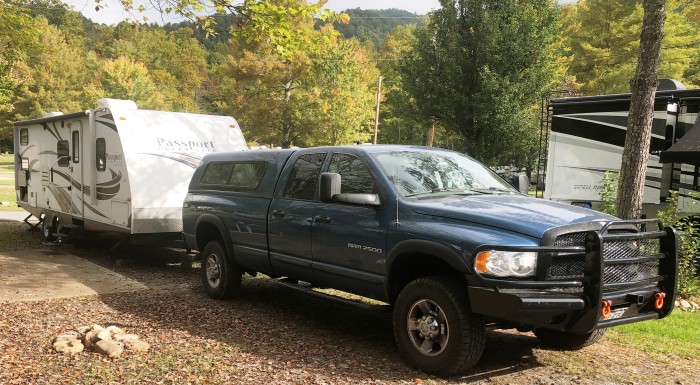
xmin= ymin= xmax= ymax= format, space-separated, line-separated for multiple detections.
xmin=314 ymin=215 xmax=331 ymax=224
xmin=272 ymin=210 xmax=285 ymax=218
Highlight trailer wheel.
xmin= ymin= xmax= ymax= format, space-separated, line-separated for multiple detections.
xmin=534 ymin=328 xmax=606 ymax=350
xmin=201 ymin=240 xmax=242 ymax=299
xmin=393 ymin=276 xmax=485 ymax=377
xmin=41 ymin=215 xmax=56 ymax=241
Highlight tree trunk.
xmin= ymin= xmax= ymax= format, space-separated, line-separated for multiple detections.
xmin=615 ymin=0 xmax=666 ymax=220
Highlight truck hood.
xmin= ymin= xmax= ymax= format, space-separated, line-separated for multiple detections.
xmin=410 ymin=194 xmax=616 ymax=239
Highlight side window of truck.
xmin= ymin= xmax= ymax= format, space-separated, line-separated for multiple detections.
xmin=283 ymin=153 xmax=326 ymax=200
xmin=201 ymin=162 xmax=267 ymax=189
xmin=328 ymin=153 xmax=375 ymax=194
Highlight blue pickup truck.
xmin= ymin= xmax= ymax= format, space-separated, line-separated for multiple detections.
xmin=182 ymin=145 xmax=677 ymax=376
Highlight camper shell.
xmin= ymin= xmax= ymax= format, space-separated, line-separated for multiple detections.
xmin=537 ymin=82 xmax=700 ymax=218
xmin=13 ymin=99 xmax=247 ymax=240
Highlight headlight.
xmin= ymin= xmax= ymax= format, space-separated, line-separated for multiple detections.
xmin=474 ymin=250 xmax=537 ymax=277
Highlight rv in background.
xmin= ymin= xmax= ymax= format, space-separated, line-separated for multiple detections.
xmin=537 ymin=79 xmax=700 ymax=218
xmin=13 ymin=99 xmax=247 ymax=242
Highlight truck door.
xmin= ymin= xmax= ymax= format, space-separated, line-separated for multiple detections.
xmin=311 ymin=152 xmax=388 ymax=297
xmin=268 ymin=152 xmax=327 ymax=282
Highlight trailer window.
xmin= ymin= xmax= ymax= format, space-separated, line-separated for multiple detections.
xmin=200 ymin=162 xmax=267 ymax=189
xmin=96 ymin=138 xmax=106 ymax=171
xmin=72 ymin=131 xmax=79 ymax=163
xmin=20 ymin=128 xmax=28 ymax=146
xmin=57 ymin=140 xmax=69 ymax=167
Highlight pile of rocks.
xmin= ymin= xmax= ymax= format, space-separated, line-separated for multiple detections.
xmin=52 ymin=324 xmax=150 ymax=357
xmin=675 ymin=299 xmax=699 ymax=311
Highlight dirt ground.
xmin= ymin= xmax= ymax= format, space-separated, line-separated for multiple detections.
xmin=0 ymin=221 xmax=698 ymax=384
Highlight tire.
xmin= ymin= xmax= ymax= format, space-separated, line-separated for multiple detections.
xmin=534 ymin=328 xmax=607 ymax=350
xmin=393 ymin=276 xmax=485 ymax=377
xmin=41 ymin=215 xmax=55 ymax=241
xmin=201 ymin=240 xmax=242 ymax=299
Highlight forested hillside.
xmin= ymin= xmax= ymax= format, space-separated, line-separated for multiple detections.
xmin=1 ymin=0 xmax=699 ymax=171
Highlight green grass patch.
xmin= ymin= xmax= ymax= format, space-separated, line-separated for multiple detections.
xmin=0 ymin=153 xmax=13 ymax=164
xmin=608 ymin=310 xmax=700 ymax=359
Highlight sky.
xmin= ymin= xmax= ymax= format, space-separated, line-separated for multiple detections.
xmin=62 ymin=0 xmax=443 ymax=25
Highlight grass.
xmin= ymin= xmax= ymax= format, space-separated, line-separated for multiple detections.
xmin=608 ymin=309 xmax=700 ymax=359
xmin=0 ymin=153 xmax=20 ymax=211
xmin=0 ymin=153 xmax=13 ymax=164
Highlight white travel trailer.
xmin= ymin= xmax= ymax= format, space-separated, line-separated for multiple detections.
xmin=537 ymin=80 xmax=700 ymax=218
xmin=13 ymin=99 xmax=247 ymax=241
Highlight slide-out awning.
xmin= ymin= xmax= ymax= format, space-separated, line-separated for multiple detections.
xmin=660 ymin=116 xmax=700 ymax=165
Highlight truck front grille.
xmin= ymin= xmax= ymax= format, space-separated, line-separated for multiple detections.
xmin=547 ymin=230 xmax=662 ymax=288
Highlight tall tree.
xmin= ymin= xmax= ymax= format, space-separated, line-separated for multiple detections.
xmin=616 ymin=0 xmax=666 ymax=220
xmin=564 ymin=0 xmax=700 ymax=94
xmin=402 ymin=0 xmax=559 ymax=166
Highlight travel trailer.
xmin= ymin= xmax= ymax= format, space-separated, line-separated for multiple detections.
xmin=13 ymin=99 xmax=247 ymax=241
xmin=537 ymin=80 xmax=700 ymax=218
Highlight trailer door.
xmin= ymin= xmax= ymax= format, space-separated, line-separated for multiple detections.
xmin=70 ymin=121 xmax=84 ymax=218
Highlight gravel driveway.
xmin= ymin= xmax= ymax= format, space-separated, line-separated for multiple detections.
xmin=0 ymin=221 xmax=698 ymax=384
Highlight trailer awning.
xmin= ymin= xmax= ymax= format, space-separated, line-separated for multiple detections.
xmin=660 ymin=117 xmax=700 ymax=165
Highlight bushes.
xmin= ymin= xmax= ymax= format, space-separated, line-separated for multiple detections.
xmin=657 ymin=191 xmax=700 ymax=298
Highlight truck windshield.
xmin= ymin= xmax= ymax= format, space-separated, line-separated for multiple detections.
xmin=374 ymin=150 xmax=516 ymax=197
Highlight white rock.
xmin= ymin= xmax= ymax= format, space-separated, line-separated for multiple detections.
xmin=97 ymin=329 xmax=112 ymax=341
xmin=76 ymin=326 xmax=91 ymax=339
xmin=91 ymin=324 xmax=104 ymax=332
xmin=55 ymin=332 xmax=79 ymax=341
xmin=680 ymin=299 xmax=691 ymax=309
xmin=106 ymin=325 xmax=125 ymax=335
xmin=113 ymin=333 xmax=139 ymax=342
xmin=94 ymin=339 xmax=124 ymax=358
xmin=84 ymin=330 xmax=100 ymax=350
xmin=124 ymin=339 xmax=151 ymax=352
xmin=53 ymin=338 xmax=84 ymax=354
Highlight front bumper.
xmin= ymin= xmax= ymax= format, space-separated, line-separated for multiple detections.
xmin=467 ymin=219 xmax=678 ymax=333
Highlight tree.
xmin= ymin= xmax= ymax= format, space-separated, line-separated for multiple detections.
xmin=96 ymin=56 xmax=167 ymax=109
xmin=0 ymin=1 xmax=38 ymax=147
xmin=401 ymin=0 xmax=559 ymax=166
xmin=564 ymin=0 xmax=700 ymax=94
xmin=616 ymin=0 xmax=666 ymax=220
xmin=94 ymin=0 xmax=347 ymax=59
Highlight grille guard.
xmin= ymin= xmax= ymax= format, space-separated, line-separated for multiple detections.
xmin=470 ymin=219 xmax=679 ymax=332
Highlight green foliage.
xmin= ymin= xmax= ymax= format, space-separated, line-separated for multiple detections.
xmin=401 ymin=0 xmax=560 ymax=166
xmin=328 ymin=8 xmax=423 ymax=49
xmin=563 ymin=0 xmax=700 ymax=94
xmin=657 ymin=191 xmax=700 ymax=298
xmin=600 ymin=171 xmax=619 ymax=216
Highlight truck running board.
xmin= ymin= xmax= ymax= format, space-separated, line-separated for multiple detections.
xmin=276 ymin=280 xmax=389 ymax=312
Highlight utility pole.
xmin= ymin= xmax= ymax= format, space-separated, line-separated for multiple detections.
xmin=427 ymin=121 xmax=435 ymax=147
xmin=373 ymin=76 xmax=383 ymax=145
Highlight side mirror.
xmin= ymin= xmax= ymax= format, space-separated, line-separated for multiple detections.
xmin=320 ymin=172 xmax=382 ymax=206
xmin=320 ymin=172 xmax=341 ymax=202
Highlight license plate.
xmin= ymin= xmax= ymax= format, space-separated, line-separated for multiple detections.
xmin=607 ymin=307 xmax=628 ymax=320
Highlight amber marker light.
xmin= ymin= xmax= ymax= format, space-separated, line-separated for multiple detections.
xmin=475 ymin=251 xmax=490 ymax=273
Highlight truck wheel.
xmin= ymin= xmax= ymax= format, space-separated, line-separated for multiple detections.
xmin=201 ymin=240 xmax=242 ymax=299
xmin=534 ymin=328 xmax=606 ymax=350
xmin=41 ymin=215 xmax=55 ymax=241
xmin=393 ymin=276 xmax=485 ymax=377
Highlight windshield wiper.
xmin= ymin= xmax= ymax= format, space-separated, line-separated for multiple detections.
xmin=405 ymin=188 xmax=477 ymax=198
xmin=470 ymin=187 xmax=517 ymax=194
